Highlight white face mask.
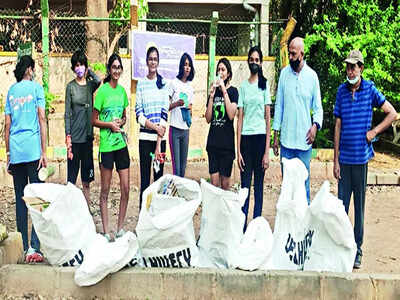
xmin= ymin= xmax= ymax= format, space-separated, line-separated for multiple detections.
xmin=346 ymin=75 xmax=359 ymax=85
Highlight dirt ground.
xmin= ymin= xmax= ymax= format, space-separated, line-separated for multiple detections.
xmin=0 ymin=153 xmax=399 ymax=275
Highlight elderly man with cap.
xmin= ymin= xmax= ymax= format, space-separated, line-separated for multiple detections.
xmin=333 ymin=49 xmax=397 ymax=269
xmin=273 ymin=37 xmax=323 ymax=204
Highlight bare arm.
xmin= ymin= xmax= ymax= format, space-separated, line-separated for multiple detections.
xmin=262 ymin=105 xmax=271 ymax=170
xmin=5 ymin=114 xmax=11 ymax=174
xmin=205 ymin=85 xmax=216 ymax=124
xmin=38 ymin=107 xmax=48 ymax=169
xmin=236 ymin=108 xmax=245 ymax=171
xmin=333 ymin=117 xmax=341 ymax=180
xmin=5 ymin=115 xmax=10 ymax=155
xmin=265 ymin=105 xmax=271 ymax=153
xmin=169 ymin=96 xmax=184 ymax=111
xmin=220 ymin=85 xmax=237 ymax=121
xmin=367 ymin=101 xmax=397 ymax=142
xmin=92 ymin=109 xmax=120 ymax=132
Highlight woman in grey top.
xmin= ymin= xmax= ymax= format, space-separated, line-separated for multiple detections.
xmin=65 ymin=50 xmax=100 ymax=207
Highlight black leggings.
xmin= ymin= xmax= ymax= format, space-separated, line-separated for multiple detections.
xmin=139 ymin=139 xmax=166 ymax=210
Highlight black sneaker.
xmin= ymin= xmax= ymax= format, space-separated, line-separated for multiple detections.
xmin=354 ymin=253 xmax=362 ymax=269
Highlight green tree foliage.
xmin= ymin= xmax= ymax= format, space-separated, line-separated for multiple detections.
xmin=304 ymin=0 xmax=400 ymax=145
xmin=270 ymin=0 xmax=400 ymax=146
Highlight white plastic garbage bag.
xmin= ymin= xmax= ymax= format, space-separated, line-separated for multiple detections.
xmin=303 ymin=181 xmax=357 ymax=272
xmin=230 ymin=216 xmax=273 ymax=271
xmin=74 ymin=231 xmax=141 ymax=286
xmin=24 ymin=183 xmax=97 ymax=266
xmin=265 ymin=158 xmax=311 ymax=271
xmin=197 ymin=179 xmax=248 ymax=268
xmin=136 ymin=175 xmax=201 ymax=268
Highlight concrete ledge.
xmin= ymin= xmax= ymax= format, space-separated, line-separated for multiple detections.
xmin=0 ymin=232 xmax=23 ymax=266
xmin=0 ymin=157 xmax=398 ymax=187
xmin=1 ymin=265 xmax=400 ymax=299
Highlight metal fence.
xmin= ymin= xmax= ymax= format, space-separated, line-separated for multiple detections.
xmin=0 ymin=7 xmax=271 ymax=56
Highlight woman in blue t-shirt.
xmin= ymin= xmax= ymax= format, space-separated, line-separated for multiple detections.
xmin=4 ymin=55 xmax=47 ymax=262
xmin=236 ymin=46 xmax=271 ymax=231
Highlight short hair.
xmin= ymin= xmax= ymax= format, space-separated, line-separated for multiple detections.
xmin=176 ymin=53 xmax=195 ymax=82
xmin=14 ymin=55 xmax=35 ymax=82
xmin=71 ymin=50 xmax=88 ymax=70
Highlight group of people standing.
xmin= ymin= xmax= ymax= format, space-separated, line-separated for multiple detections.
xmin=4 ymin=37 xmax=397 ymax=269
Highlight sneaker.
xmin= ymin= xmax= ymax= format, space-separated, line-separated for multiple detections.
xmin=115 ymin=228 xmax=126 ymax=239
xmin=103 ymin=233 xmax=112 ymax=242
xmin=25 ymin=247 xmax=44 ymax=263
xmin=354 ymin=253 xmax=362 ymax=269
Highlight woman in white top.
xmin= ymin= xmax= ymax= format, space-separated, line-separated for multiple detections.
xmin=168 ymin=53 xmax=195 ymax=177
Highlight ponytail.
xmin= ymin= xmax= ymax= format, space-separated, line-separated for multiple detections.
xmin=258 ymin=67 xmax=267 ymax=91
xmin=156 ymin=73 xmax=165 ymax=89
xmin=104 ymin=74 xmax=111 ymax=83
xmin=14 ymin=55 xmax=34 ymax=82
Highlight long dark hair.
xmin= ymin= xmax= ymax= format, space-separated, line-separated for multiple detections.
xmin=146 ymin=46 xmax=165 ymax=89
xmin=14 ymin=55 xmax=35 ymax=82
xmin=216 ymin=57 xmax=232 ymax=85
xmin=176 ymin=52 xmax=195 ymax=81
xmin=104 ymin=53 xmax=123 ymax=83
xmin=248 ymin=46 xmax=267 ymax=91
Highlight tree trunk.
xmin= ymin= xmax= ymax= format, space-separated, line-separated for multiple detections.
xmin=86 ymin=0 xmax=108 ymax=65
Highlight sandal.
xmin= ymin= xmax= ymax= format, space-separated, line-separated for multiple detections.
xmin=115 ymin=229 xmax=126 ymax=239
xmin=103 ymin=233 xmax=112 ymax=242
xmin=25 ymin=247 xmax=44 ymax=263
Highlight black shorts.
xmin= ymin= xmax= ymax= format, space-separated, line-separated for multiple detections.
xmin=67 ymin=141 xmax=95 ymax=184
xmin=207 ymin=148 xmax=235 ymax=177
xmin=99 ymin=146 xmax=130 ymax=171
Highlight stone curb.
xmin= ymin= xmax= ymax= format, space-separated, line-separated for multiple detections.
xmin=0 ymin=232 xmax=23 ymax=266
xmin=0 ymin=160 xmax=398 ymax=188
xmin=1 ymin=265 xmax=400 ymax=299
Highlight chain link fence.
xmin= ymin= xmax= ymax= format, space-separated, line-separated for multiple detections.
xmin=1 ymin=7 xmax=260 ymax=56
xmin=0 ymin=6 xmax=129 ymax=54
xmin=146 ymin=11 xmax=256 ymax=56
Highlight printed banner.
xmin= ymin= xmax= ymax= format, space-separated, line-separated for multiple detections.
xmin=131 ymin=31 xmax=196 ymax=80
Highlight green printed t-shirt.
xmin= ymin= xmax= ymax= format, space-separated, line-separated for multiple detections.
xmin=238 ymin=79 xmax=271 ymax=135
xmin=94 ymin=83 xmax=129 ymax=152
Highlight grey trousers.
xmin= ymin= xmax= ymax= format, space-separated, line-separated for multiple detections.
xmin=169 ymin=126 xmax=189 ymax=177
xmin=338 ymin=163 xmax=368 ymax=255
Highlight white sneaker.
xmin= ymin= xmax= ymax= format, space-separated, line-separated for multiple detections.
xmin=103 ymin=233 xmax=112 ymax=242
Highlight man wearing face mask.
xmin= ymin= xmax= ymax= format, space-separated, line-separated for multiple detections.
xmin=272 ymin=37 xmax=323 ymax=204
xmin=333 ymin=50 xmax=397 ymax=269
xmin=64 ymin=50 xmax=101 ymax=208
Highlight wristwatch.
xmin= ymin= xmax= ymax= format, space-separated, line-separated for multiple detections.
xmin=313 ymin=122 xmax=320 ymax=130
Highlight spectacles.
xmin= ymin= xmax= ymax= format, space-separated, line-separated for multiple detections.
xmin=111 ymin=65 xmax=123 ymax=71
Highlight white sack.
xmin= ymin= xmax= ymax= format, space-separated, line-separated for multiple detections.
xmin=136 ymin=175 xmax=201 ymax=268
xmin=74 ymin=231 xmax=141 ymax=286
xmin=197 ymin=179 xmax=248 ymax=268
xmin=265 ymin=158 xmax=310 ymax=270
xmin=230 ymin=216 xmax=273 ymax=271
xmin=303 ymin=181 xmax=357 ymax=272
xmin=24 ymin=183 xmax=96 ymax=266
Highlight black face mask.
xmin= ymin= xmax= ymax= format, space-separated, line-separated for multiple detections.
xmin=249 ymin=63 xmax=259 ymax=74
xmin=290 ymin=58 xmax=301 ymax=71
